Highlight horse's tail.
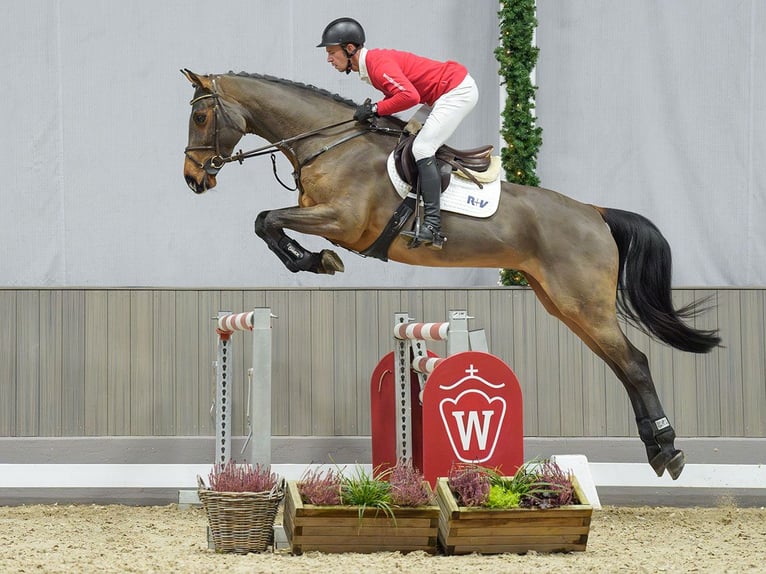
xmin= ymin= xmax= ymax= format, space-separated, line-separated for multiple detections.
xmin=599 ymin=207 xmax=721 ymax=353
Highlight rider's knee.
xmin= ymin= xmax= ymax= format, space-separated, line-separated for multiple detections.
xmin=411 ymin=138 xmax=438 ymax=162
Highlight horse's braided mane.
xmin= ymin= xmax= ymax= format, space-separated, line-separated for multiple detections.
xmin=228 ymin=71 xmax=357 ymax=108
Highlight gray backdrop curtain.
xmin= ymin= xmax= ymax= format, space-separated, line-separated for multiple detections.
xmin=2 ymin=1 xmax=763 ymax=288
xmin=536 ymin=0 xmax=765 ymax=287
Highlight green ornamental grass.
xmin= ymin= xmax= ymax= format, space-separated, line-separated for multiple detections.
xmin=340 ymin=465 xmax=394 ymax=521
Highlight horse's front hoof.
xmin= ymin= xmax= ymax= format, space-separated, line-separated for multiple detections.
xmin=319 ymin=250 xmax=344 ymax=274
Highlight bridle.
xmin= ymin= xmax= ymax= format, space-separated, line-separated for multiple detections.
xmin=183 ymin=78 xmax=243 ymax=177
xmin=183 ymin=77 xmax=389 ymax=190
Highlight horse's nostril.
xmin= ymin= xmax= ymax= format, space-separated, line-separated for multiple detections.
xmin=186 ymin=176 xmax=206 ymax=194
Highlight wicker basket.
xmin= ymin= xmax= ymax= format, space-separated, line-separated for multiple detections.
xmin=197 ymin=476 xmax=285 ymax=554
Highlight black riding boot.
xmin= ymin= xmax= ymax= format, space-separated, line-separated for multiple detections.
xmin=403 ymin=156 xmax=445 ymax=249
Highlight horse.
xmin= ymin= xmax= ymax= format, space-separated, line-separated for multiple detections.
xmin=181 ymin=69 xmax=721 ymax=480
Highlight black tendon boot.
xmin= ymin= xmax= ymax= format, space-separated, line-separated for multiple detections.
xmin=403 ymin=157 xmax=446 ymax=249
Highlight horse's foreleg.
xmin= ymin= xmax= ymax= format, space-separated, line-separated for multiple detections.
xmin=526 ymin=275 xmax=685 ymax=479
xmin=254 ymin=210 xmax=344 ymax=274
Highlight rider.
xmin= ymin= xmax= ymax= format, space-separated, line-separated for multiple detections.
xmin=317 ymin=17 xmax=479 ymax=249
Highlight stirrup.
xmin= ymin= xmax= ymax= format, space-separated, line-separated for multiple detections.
xmin=400 ymin=225 xmax=446 ymax=250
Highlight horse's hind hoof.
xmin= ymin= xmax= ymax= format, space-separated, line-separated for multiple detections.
xmin=666 ymin=450 xmax=685 ymax=480
xmin=649 ymin=449 xmax=685 ymax=479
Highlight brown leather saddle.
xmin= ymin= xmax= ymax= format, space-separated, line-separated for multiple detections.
xmin=393 ymin=134 xmax=494 ymax=190
xmin=359 ymin=133 xmax=494 ymax=262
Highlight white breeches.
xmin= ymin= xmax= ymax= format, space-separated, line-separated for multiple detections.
xmin=411 ymin=74 xmax=479 ymax=161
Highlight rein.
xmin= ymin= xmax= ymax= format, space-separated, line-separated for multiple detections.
xmin=185 ymin=81 xmax=402 ymax=191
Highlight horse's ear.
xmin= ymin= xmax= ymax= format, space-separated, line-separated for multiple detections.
xmin=181 ymin=69 xmax=212 ymax=90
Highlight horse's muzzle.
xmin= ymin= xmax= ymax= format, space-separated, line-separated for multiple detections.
xmin=184 ymin=171 xmax=216 ymax=194
xmin=186 ymin=175 xmax=205 ymax=194
xmin=184 ymin=155 xmax=217 ymax=194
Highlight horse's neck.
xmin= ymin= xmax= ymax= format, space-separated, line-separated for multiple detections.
xmin=221 ymin=75 xmax=350 ymax=145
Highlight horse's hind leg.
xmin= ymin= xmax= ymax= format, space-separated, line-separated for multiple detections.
xmin=597 ymin=335 xmax=685 ymax=479
xmin=526 ymin=274 xmax=685 ymax=479
xmin=254 ymin=210 xmax=344 ymax=274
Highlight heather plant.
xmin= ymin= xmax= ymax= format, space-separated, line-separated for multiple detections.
xmin=208 ymin=460 xmax=281 ymax=493
xmin=447 ymin=463 xmax=491 ymax=507
xmin=388 ymin=458 xmax=434 ymax=507
xmin=297 ymin=467 xmax=343 ymax=505
xmin=519 ymin=459 xmax=576 ymax=509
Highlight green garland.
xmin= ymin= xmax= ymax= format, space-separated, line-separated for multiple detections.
xmin=496 ymin=0 xmax=542 ymax=287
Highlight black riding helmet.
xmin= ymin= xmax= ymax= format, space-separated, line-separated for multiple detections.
xmin=317 ymin=17 xmax=365 ymax=74
xmin=317 ymin=17 xmax=365 ymax=48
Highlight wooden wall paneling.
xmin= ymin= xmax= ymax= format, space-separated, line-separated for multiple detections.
xmin=0 ymin=291 xmax=17 ymax=434
xmin=152 ymin=291 xmax=176 ymax=435
xmin=580 ymin=330 xmax=607 ymax=437
xmin=377 ymin=290 xmax=406 ymax=359
xmin=399 ymin=289 xmax=424 ymax=326
xmin=1 ymin=287 xmax=763 ymax=442
xmin=332 ymin=290 xmax=358 ymax=435
xmin=195 ymin=291 xmax=221 ymax=436
xmin=130 ymin=291 xmax=154 ymax=436
xmin=604 ymin=318 xmax=631 ymax=437
xmin=444 ymin=290 xmax=469 ymax=318
xmin=534 ymin=295 xmax=561 ymax=436
xmin=16 ymin=290 xmax=40 ymax=436
xmin=671 ymin=291 xmax=700 ymax=437
xmin=694 ymin=289 xmax=722 ymax=436
xmin=84 ymin=291 xmax=108 ymax=436
xmin=355 ymin=290 xmax=379 ymax=435
xmin=715 ymin=290 xmax=744 ymax=436
xmin=487 ymin=289 xmax=515 ymax=366
xmin=511 ymin=289 xmax=539 ymax=435
xmin=61 ymin=291 xmax=86 ymax=436
xmin=264 ymin=290 xmax=291 ymax=436
xmin=107 ymin=291 xmax=131 ymax=434
xmin=466 ymin=289 xmax=492 ymax=351
xmin=242 ymin=290 xmax=267 ymax=313
xmin=310 ymin=290 xmax=335 ymax=435
xmin=287 ymin=290 xmax=312 ymax=435
xmin=740 ymin=290 xmax=766 ymax=437
xmin=174 ymin=291 xmax=200 ymax=435
xmin=558 ymin=320 xmax=584 ymax=437
xmin=38 ymin=290 xmax=63 ymax=436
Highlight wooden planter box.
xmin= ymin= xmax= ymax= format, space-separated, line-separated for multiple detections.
xmin=435 ymin=477 xmax=593 ymax=555
xmin=283 ymin=480 xmax=440 ymax=555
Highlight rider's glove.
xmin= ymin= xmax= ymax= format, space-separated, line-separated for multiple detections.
xmin=354 ymin=98 xmax=378 ymax=123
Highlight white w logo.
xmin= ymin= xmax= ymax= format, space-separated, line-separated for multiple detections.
xmin=450 ymin=410 xmax=495 ymax=451
xmin=439 ymin=390 xmax=507 ymax=463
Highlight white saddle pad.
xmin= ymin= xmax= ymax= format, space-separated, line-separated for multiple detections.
xmin=387 ymin=152 xmax=501 ymax=218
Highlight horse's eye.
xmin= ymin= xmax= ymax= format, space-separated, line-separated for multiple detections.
xmin=193 ymin=113 xmax=206 ymax=125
